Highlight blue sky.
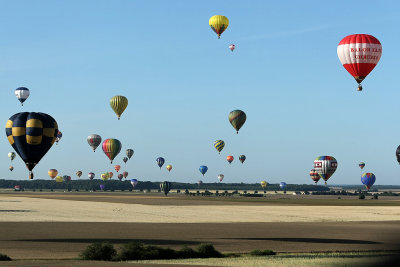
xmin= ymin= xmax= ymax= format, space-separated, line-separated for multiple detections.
xmin=1 ymin=0 xmax=399 ymax=185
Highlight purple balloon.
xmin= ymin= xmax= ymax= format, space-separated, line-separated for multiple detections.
xmin=100 ymin=184 xmax=105 ymax=190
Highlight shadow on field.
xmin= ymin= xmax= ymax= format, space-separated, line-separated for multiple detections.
xmin=0 ymin=210 xmax=33 ymax=212
xmin=14 ymin=238 xmax=201 ymax=246
xmin=221 ymin=237 xmax=381 ymax=244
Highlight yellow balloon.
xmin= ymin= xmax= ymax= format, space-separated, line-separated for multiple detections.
xmin=110 ymin=95 xmax=128 ymax=120
xmin=55 ymin=176 xmax=63 ymax=183
xmin=166 ymin=164 xmax=172 ymax=172
xmin=101 ymin=172 xmax=110 ymax=181
xmin=48 ymin=169 xmax=58 ymax=179
xmin=260 ymin=181 xmax=268 ymax=188
xmin=209 ymin=15 xmax=229 ymax=39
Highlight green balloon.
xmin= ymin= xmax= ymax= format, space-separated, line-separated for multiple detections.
xmin=228 ymin=110 xmax=246 ymax=134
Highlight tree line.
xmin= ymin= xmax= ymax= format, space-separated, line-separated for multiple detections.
xmin=0 ymin=179 xmax=330 ymax=192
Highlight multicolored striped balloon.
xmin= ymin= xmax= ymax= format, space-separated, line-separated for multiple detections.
xmin=361 ymin=173 xmax=376 ymax=190
xmin=48 ymin=169 xmax=58 ymax=179
xmin=359 ymin=162 xmax=365 ymax=169
xmin=126 ymin=149 xmax=134 ymax=159
xmin=110 ymin=95 xmax=128 ymax=120
xmin=123 ymin=171 xmax=128 ymax=178
xmin=229 ymin=110 xmax=246 ymax=134
xmin=15 ymin=87 xmax=30 ymax=106
xmin=309 ymin=169 xmax=320 ymax=184
xmin=102 ymin=138 xmax=122 ymax=164
xmin=76 ymin=170 xmax=82 ymax=178
xmin=239 ymin=155 xmax=246 ymax=164
xmin=214 ymin=140 xmax=225 ymax=153
xmin=114 ymin=165 xmax=121 ymax=172
xmin=314 ymin=156 xmax=337 ymax=184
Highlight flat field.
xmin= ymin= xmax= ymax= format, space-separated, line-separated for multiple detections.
xmin=1 ymin=192 xmax=399 ymax=266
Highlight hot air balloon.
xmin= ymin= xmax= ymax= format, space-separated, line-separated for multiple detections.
xmin=337 ymin=34 xmax=382 ymax=91
xmin=123 ymin=171 xmax=128 ymax=179
xmin=199 ymin=165 xmax=208 ymax=176
xmin=114 ymin=165 xmax=121 ymax=172
xmin=310 ymin=169 xmax=320 ymax=184
xmin=396 ymin=145 xmax=400 ymax=164
xmin=9 ymin=166 xmax=13 ymax=171
xmin=55 ymin=176 xmax=63 ymax=183
xmin=359 ymin=162 xmax=366 ymax=170
xmin=239 ymin=155 xmax=246 ymax=164
xmin=101 ymin=173 xmax=109 ymax=181
xmin=209 ymin=15 xmax=229 ymax=39
xmin=108 ymin=172 xmax=113 ymax=179
xmin=110 ymin=95 xmax=128 ymax=120
xmin=56 ymin=131 xmax=62 ymax=145
xmin=88 ymin=172 xmax=95 ymax=180
xmin=102 ymin=138 xmax=121 ymax=164
xmin=76 ymin=171 xmax=82 ymax=178
xmin=63 ymin=175 xmax=71 ymax=183
xmin=126 ymin=149 xmax=134 ymax=159
xmin=156 ymin=157 xmax=165 ymax=169
xmin=87 ymin=134 xmax=102 ymax=152
xmin=6 ymin=112 xmax=58 ymax=179
xmin=48 ymin=169 xmax=58 ymax=179
xmin=123 ymin=157 xmax=128 ymax=164
xmin=280 ymin=182 xmax=287 ymax=190
xmin=227 ymin=155 xmax=234 ymax=164
xmin=15 ymin=87 xmax=30 ymax=106
xmin=130 ymin=179 xmax=138 ymax=188
xmin=197 ymin=180 xmax=203 ymax=187
xmin=8 ymin=152 xmax=16 ymax=161
xmin=260 ymin=181 xmax=268 ymax=188
xmin=100 ymin=184 xmax=105 ymax=191
xmin=214 ymin=140 xmax=225 ymax=154
xmin=218 ymin=174 xmax=224 ymax=182
xmin=229 ymin=110 xmax=246 ymax=134
xmin=166 ymin=165 xmax=172 ymax=172
xmin=229 ymin=44 xmax=235 ymax=52
xmin=160 ymin=181 xmax=172 ymax=196
xmin=314 ymin=156 xmax=338 ymax=184
xmin=117 ymin=174 xmax=123 ymax=181
xmin=361 ymin=172 xmax=376 ymax=190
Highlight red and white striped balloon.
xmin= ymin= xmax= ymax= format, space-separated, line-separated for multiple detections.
xmin=337 ymin=34 xmax=382 ymax=91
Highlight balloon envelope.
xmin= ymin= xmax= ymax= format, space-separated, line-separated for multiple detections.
xmin=15 ymin=87 xmax=30 ymax=105
xmin=130 ymin=179 xmax=138 ymax=188
xmin=117 ymin=174 xmax=123 ymax=181
xmin=218 ymin=174 xmax=224 ymax=182
xmin=260 ymin=181 xmax=268 ymax=188
xmin=100 ymin=184 xmax=105 ymax=190
xmin=209 ymin=15 xmax=229 ymax=38
xmin=110 ymin=95 xmax=128 ymax=120
xmin=166 ymin=164 xmax=172 ymax=172
xmin=239 ymin=155 xmax=246 ymax=163
xmin=6 ymin=112 xmax=58 ymax=179
xmin=359 ymin=162 xmax=365 ymax=169
xmin=156 ymin=157 xmax=165 ymax=169
xmin=226 ymin=156 xmax=234 ymax=164
xmin=76 ymin=171 xmax=82 ymax=178
xmin=48 ymin=169 xmax=58 ymax=179
xmin=199 ymin=165 xmax=208 ymax=176
xmin=114 ymin=165 xmax=121 ymax=172
xmin=214 ymin=140 xmax=225 ymax=153
xmin=337 ymin=34 xmax=382 ymax=90
xmin=88 ymin=172 xmax=95 ymax=180
xmin=55 ymin=176 xmax=63 ymax=183
xmin=102 ymin=138 xmax=122 ymax=163
xmin=228 ymin=110 xmax=246 ymax=133
xmin=123 ymin=171 xmax=128 ymax=178
xmin=361 ymin=172 xmax=376 ymax=190
xmin=314 ymin=156 xmax=338 ymax=184
xmin=280 ymin=182 xmax=287 ymax=190
xmin=229 ymin=44 xmax=235 ymax=52
xmin=123 ymin=157 xmax=128 ymax=163
xmin=56 ymin=131 xmax=62 ymax=144
xmin=126 ymin=149 xmax=134 ymax=159
xmin=8 ymin=152 xmax=16 ymax=161
xmin=87 ymin=134 xmax=102 ymax=152
xmin=160 ymin=181 xmax=172 ymax=196
xmin=310 ymin=169 xmax=320 ymax=184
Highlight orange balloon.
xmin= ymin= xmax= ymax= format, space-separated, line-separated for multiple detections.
xmin=226 ymin=156 xmax=234 ymax=164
